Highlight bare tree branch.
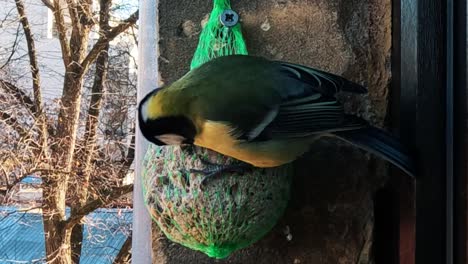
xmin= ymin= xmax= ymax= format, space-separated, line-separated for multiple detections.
xmin=108 ymin=10 xmax=139 ymax=38
xmin=0 ymin=111 xmax=29 ymax=138
xmin=74 ymin=0 xmax=111 ymax=204
xmin=70 ymin=1 xmax=112 ymax=258
xmin=123 ymin=131 xmax=135 ymax=169
xmin=52 ymin=0 xmax=72 ymax=67
xmin=76 ymin=0 xmax=96 ymax=26
xmin=2 ymin=1 xmax=137 ymax=262
xmin=29 ymin=168 xmax=71 ymax=175
xmin=0 ymin=164 xmax=11 ymax=188
xmin=15 ymin=0 xmax=50 ymax=158
xmin=117 ymin=130 xmax=135 ymax=178
xmin=0 ymin=7 xmax=17 ymax=28
xmin=65 ymin=184 xmax=133 ymax=228
xmin=53 ymin=0 xmax=96 ymax=171
xmin=65 ymin=0 xmax=80 ymax=35
xmin=113 ymin=234 xmax=132 ymax=264
xmin=0 ymin=23 xmax=22 ymax=71
xmin=81 ymin=10 xmax=138 ymax=71
xmin=40 ymin=0 xmax=54 ymax=10
xmin=1 ymin=173 xmax=34 ymax=193
xmin=66 ymin=0 xmax=95 ymax=67
xmin=0 ymin=80 xmax=35 ymax=113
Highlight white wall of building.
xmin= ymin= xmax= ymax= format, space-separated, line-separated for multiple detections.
xmin=0 ymin=0 xmax=138 ymax=102
xmin=0 ymin=0 xmax=138 ymax=199
xmin=0 ymin=0 xmax=64 ymax=101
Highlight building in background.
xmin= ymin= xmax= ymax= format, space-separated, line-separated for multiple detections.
xmin=0 ymin=0 xmax=137 ymax=197
xmin=0 ymin=1 xmax=136 ymax=262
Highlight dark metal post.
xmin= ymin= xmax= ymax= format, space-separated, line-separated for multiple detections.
xmin=453 ymin=0 xmax=467 ymax=263
xmin=392 ymin=0 xmax=458 ymax=263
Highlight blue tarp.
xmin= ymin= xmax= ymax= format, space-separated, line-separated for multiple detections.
xmin=0 ymin=206 xmax=132 ymax=263
xmin=20 ymin=176 xmax=42 ymax=185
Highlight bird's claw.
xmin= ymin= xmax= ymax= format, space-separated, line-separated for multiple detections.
xmin=189 ymin=158 xmax=252 ymax=187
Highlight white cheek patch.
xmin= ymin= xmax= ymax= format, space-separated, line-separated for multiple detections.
xmin=140 ymin=100 xmax=150 ymax=123
xmin=155 ymin=134 xmax=186 ymax=145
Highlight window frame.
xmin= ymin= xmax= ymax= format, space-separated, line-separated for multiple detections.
xmin=380 ymin=0 xmax=467 ymax=263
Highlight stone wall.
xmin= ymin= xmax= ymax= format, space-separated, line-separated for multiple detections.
xmin=153 ymin=0 xmax=392 ymax=263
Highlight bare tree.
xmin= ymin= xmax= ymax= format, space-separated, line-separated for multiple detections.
xmin=0 ymin=0 xmax=138 ymax=263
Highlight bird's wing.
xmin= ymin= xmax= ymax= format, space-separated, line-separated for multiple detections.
xmin=192 ymin=55 xmax=367 ymax=141
xmin=263 ymin=95 xmax=367 ymax=139
xmin=275 ymin=61 xmax=368 ymax=96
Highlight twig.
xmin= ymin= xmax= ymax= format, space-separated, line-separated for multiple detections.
xmin=40 ymin=0 xmax=54 ymax=10
xmin=0 ymin=23 xmax=22 ymax=70
xmin=15 ymin=0 xmax=50 ymax=157
xmin=80 ymin=10 xmax=138 ymax=71
xmin=0 ymin=79 xmax=36 ymax=113
xmin=65 ymin=184 xmax=133 ymax=228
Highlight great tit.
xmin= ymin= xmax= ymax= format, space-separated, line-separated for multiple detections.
xmin=138 ymin=55 xmax=415 ymax=177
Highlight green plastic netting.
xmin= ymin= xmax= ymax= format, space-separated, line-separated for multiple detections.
xmin=142 ymin=0 xmax=293 ymax=259
xmin=142 ymin=146 xmax=292 ymax=259
xmin=190 ymin=0 xmax=248 ymax=69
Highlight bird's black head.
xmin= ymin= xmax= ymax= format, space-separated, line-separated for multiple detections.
xmin=138 ymin=115 xmax=196 ymax=146
xmin=138 ymin=90 xmax=196 ymax=146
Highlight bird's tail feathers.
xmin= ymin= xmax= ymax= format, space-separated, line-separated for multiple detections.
xmin=333 ymin=126 xmax=416 ymax=178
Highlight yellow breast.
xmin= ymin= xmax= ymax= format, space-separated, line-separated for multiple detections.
xmin=194 ymin=121 xmax=308 ymax=167
xmin=194 ymin=121 xmax=249 ymax=160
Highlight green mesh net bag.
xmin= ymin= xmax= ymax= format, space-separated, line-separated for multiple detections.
xmin=142 ymin=0 xmax=293 ymax=259
xmin=190 ymin=0 xmax=248 ymax=69
xmin=142 ymin=146 xmax=292 ymax=259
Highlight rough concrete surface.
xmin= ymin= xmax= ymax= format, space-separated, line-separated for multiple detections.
xmin=154 ymin=0 xmax=392 ymax=263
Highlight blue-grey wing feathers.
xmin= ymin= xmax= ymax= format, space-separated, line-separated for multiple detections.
xmin=247 ymin=60 xmax=416 ymax=177
xmin=333 ymin=127 xmax=416 ymax=177
xmin=277 ymin=61 xmax=368 ymax=96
